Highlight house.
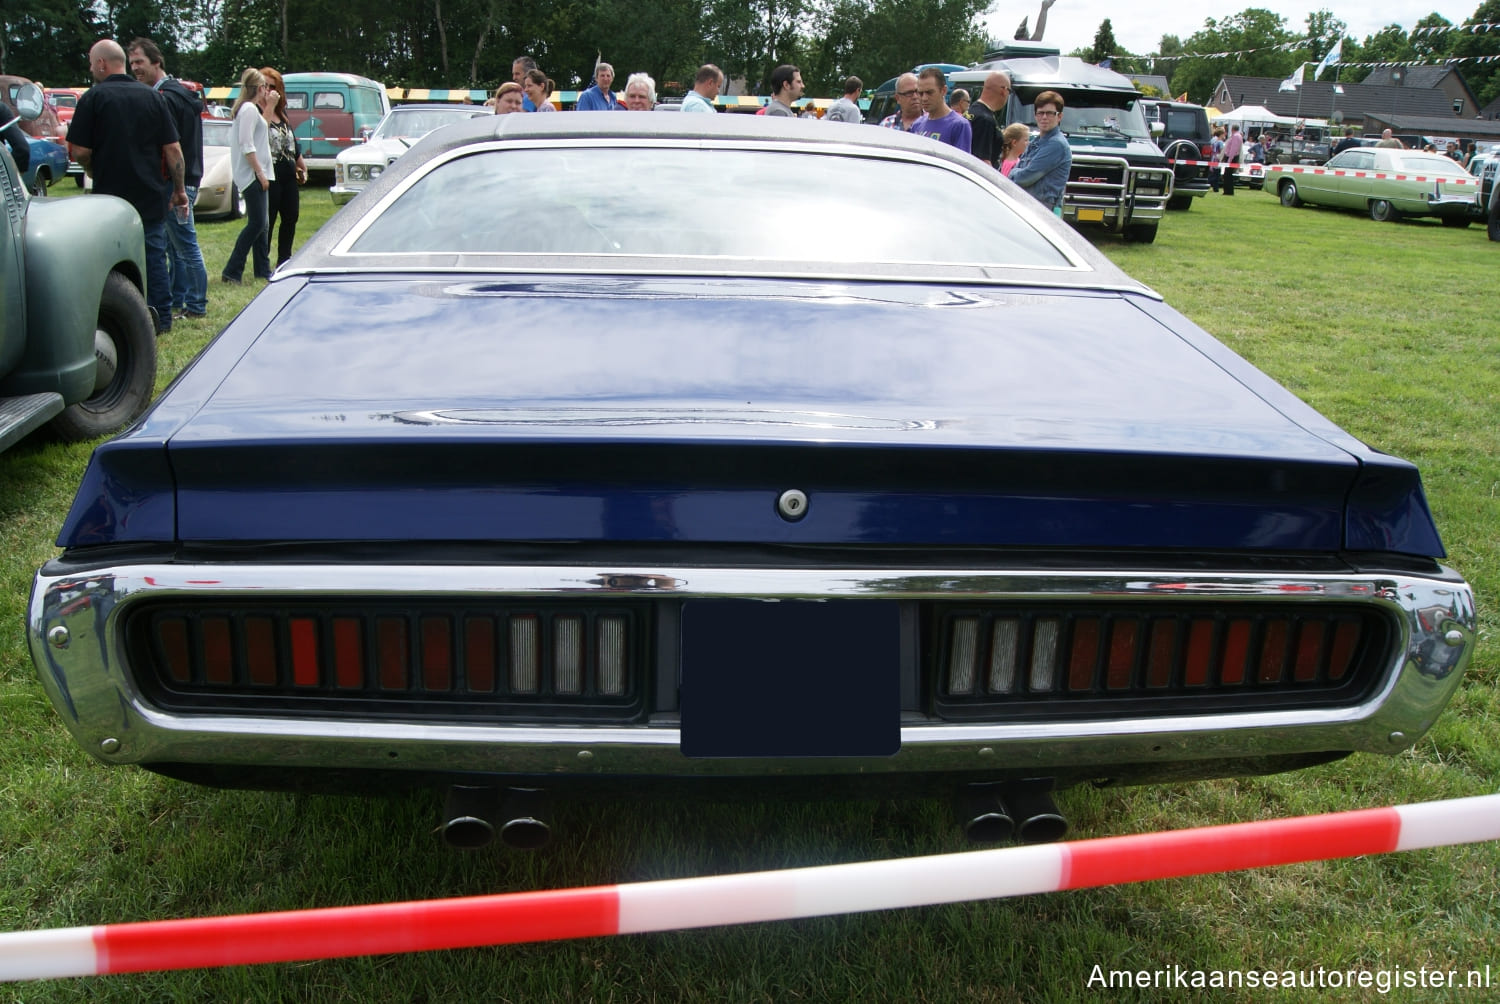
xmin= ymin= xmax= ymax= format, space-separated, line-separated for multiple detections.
xmin=1210 ymin=74 xmax=1457 ymax=132
xmin=1359 ymin=65 xmax=1479 ymax=119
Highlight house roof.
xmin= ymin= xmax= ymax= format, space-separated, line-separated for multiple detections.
xmin=1215 ymin=75 xmax=1458 ymax=121
xmin=1362 ymin=112 xmax=1500 ymax=140
xmin=1360 ymin=65 xmax=1459 ymax=89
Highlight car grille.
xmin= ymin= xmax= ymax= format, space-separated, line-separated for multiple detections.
xmin=932 ymin=603 xmax=1391 ymax=720
xmin=127 ymin=600 xmax=650 ymax=721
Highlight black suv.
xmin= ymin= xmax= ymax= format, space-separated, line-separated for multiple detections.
xmin=1139 ymin=99 xmax=1213 ymax=210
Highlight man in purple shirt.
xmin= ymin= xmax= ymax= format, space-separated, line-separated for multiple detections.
xmin=911 ymin=67 xmax=971 ymax=153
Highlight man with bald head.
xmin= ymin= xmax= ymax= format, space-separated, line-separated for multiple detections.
xmin=879 ymin=72 xmax=923 ymax=132
xmin=68 ymin=39 xmax=188 ymax=334
xmin=969 ymin=71 xmax=1014 ymax=168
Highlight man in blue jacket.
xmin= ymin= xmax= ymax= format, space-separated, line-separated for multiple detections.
xmin=576 ymin=62 xmax=622 ymax=111
xmin=1009 ymin=90 xmax=1071 ymax=215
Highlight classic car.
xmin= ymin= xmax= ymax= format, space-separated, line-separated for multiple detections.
xmin=29 ymin=115 xmax=1474 ymax=850
xmin=330 ymin=103 xmax=492 ymax=204
xmin=1269 ymin=148 xmax=1478 ymax=224
xmin=21 ymin=133 xmax=68 ymax=195
xmin=0 ymin=83 xmax=158 ymax=453
xmin=45 ymin=87 xmax=85 ymax=128
xmin=194 ymin=118 xmax=244 ymax=220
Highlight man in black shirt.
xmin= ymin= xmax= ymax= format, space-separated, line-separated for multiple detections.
xmin=67 ymin=39 xmax=187 ymax=334
xmin=129 ymin=37 xmax=208 ymax=321
xmin=969 ymin=72 xmax=1012 ymax=169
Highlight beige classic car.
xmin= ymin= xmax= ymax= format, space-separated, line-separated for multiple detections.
xmin=193 ymin=118 xmax=245 ymax=221
xmin=1267 ymin=148 xmax=1478 ymax=225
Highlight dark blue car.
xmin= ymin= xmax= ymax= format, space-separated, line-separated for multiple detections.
xmin=22 ymin=134 xmax=67 ymax=195
xmin=29 ymin=115 xmax=1475 ymax=848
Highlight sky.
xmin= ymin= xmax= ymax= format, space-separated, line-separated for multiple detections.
xmin=982 ymin=2 xmax=1483 ymax=61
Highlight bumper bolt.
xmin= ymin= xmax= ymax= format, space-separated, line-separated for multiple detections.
xmin=47 ymin=626 xmax=70 ymax=648
xmin=100 ymin=738 xmax=121 ymax=754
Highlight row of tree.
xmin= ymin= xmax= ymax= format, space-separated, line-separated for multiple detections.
xmin=1 ymin=0 xmax=990 ymax=98
xmin=4 ymin=2 xmax=1500 ymax=109
xmin=1083 ymin=4 xmax=1500 ymax=110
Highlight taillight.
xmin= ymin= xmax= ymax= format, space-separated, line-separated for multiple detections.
xmin=937 ymin=605 xmax=1386 ymax=718
xmin=131 ymin=601 xmax=647 ymax=720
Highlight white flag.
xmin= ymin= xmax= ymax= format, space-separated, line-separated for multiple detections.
xmin=1278 ymin=64 xmax=1305 ymax=92
xmin=1314 ymin=40 xmax=1342 ymax=80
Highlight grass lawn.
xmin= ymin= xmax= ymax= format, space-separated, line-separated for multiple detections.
xmin=0 ymin=183 xmax=1495 ymax=1001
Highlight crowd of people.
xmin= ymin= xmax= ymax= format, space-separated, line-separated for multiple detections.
xmin=65 ymin=37 xmax=306 ymax=333
xmin=490 ymin=57 xmax=1072 ymax=214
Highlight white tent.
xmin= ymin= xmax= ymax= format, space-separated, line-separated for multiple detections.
xmin=1215 ymin=104 xmax=1327 ymax=129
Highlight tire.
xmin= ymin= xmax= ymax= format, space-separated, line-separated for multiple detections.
xmin=1279 ymin=180 xmax=1301 ymax=207
xmin=1167 ymin=193 xmax=1194 ymax=211
xmin=1440 ymin=216 xmax=1470 ymax=229
xmin=1124 ymin=222 xmax=1159 ymax=244
xmin=230 ymin=183 xmax=245 ymax=220
xmin=48 ymin=273 xmax=158 ymax=442
xmin=1369 ymin=199 xmax=1398 ymax=222
xmin=73 ymin=173 xmax=85 ymax=188
xmin=30 ymin=168 xmax=51 ymax=196
xmin=1489 ymin=201 xmax=1500 ymax=242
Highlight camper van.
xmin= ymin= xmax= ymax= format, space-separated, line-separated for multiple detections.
xmin=948 ymin=55 xmax=1174 ymax=243
xmin=280 ymin=72 xmax=390 ymax=174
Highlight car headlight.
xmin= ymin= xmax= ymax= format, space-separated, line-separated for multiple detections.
xmin=369 ymin=164 xmax=383 ymax=179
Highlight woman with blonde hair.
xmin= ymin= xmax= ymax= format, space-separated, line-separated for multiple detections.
xmin=259 ymin=67 xmax=306 ymax=269
xmin=493 ymin=82 xmax=524 ymax=114
xmin=999 ymin=122 xmax=1030 ymax=177
xmin=222 ymin=67 xmax=274 ymax=283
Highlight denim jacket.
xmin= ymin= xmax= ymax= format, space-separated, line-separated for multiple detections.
xmin=1009 ymin=127 xmax=1071 ymax=211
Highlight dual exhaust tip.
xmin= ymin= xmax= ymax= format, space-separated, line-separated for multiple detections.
xmin=443 ymin=780 xmax=1067 ymax=850
xmin=442 ymin=786 xmax=551 ymax=850
xmin=957 ymin=780 xmax=1068 ymax=845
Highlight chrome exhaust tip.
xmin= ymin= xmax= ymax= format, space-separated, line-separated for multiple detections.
xmin=441 ymin=785 xmax=500 ymax=850
xmin=956 ymin=783 xmax=1016 ymax=844
xmin=497 ymin=788 xmax=552 ymax=850
xmin=1008 ymin=779 xmax=1068 ymax=844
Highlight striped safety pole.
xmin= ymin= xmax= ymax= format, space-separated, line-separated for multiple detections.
xmin=3 ymin=792 xmax=1497 ymax=982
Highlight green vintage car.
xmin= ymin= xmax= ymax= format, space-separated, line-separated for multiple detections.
xmin=1267 ymin=147 xmax=1478 ymax=225
xmin=0 ymin=83 xmax=157 ymax=452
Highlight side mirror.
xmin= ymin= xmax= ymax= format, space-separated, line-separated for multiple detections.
xmin=1150 ymin=120 xmax=1164 ymax=138
xmin=14 ymin=82 xmax=44 ymax=121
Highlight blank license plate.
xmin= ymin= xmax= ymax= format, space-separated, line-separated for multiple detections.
xmin=680 ymin=600 xmax=900 ymax=758
xmin=1078 ymin=208 xmax=1106 ymax=221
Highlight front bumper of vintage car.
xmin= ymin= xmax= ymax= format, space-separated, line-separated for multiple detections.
xmin=29 ymin=560 xmax=1476 ymax=788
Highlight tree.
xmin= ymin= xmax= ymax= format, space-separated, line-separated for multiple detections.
xmin=1451 ymin=0 xmax=1500 ymax=108
xmin=1170 ymin=7 xmax=1297 ymax=105
xmin=1087 ymin=19 xmax=1118 ymax=65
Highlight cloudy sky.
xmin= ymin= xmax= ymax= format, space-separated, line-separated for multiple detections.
xmin=982 ymin=2 xmax=1483 ymax=60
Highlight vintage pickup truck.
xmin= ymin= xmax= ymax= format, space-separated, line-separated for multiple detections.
xmin=0 ymin=83 xmax=157 ymax=453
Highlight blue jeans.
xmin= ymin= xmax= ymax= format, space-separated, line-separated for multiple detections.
xmin=143 ymin=219 xmax=171 ymax=331
xmin=223 ymin=181 xmax=271 ymax=281
xmin=165 ymin=186 xmax=209 ymax=314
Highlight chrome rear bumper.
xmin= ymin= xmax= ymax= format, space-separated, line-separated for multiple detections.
xmin=30 ymin=562 xmax=1475 ymax=782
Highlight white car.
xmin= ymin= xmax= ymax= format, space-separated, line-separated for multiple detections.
xmin=330 ymin=104 xmax=491 ymax=205
xmin=193 ymin=118 xmax=244 ymax=221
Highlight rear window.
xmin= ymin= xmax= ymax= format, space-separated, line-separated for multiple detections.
xmin=347 ymin=145 xmax=1073 ymax=268
xmin=1165 ymin=110 xmax=1203 ymax=138
xmin=1398 ymin=154 xmax=1463 ymax=174
xmin=351 ymin=86 xmax=386 ymax=117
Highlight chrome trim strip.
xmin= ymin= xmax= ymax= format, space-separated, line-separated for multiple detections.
xmin=30 ymin=563 xmax=1475 ymax=779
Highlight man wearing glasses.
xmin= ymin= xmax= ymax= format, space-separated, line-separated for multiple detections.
xmin=1009 ymin=90 xmax=1071 ymax=215
xmin=969 ymin=71 xmax=1013 ymax=168
xmin=879 ymin=73 xmax=923 ymax=132
xmin=911 ymin=67 xmax=971 ymax=153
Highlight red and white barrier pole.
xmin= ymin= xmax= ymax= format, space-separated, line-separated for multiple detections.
xmin=3 ymin=793 xmax=1497 ymax=982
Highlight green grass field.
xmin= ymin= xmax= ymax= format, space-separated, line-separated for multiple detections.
xmin=0 ymin=184 xmax=1495 ymax=1001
